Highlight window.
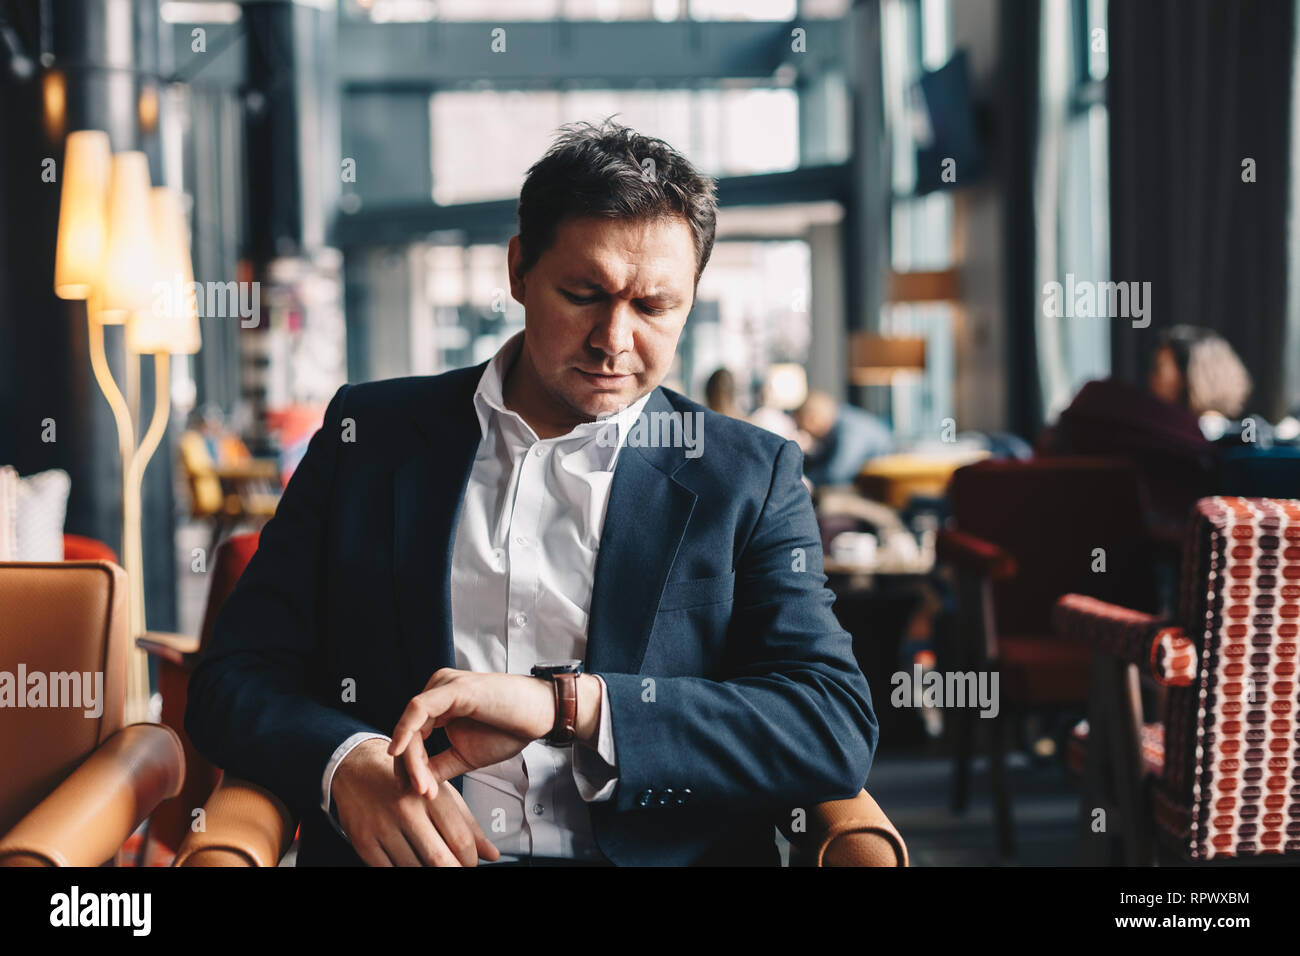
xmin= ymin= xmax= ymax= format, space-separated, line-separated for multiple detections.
xmin=880 ymin=0 xmax=955 ymax=443
xmin=1036 ymin=0 xmax=1110 ymax=421
xmin=430 ymin=87 xmax=799 ymax=204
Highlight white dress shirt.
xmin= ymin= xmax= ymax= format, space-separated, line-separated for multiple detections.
xmin=320 ymin=330 xmax=651 ymax=861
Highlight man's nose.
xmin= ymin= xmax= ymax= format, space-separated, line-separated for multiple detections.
xmin=587 ymin=300 xmax=636 ymax=356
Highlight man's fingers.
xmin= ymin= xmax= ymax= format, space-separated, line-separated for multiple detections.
xmin=388 ymin=688 xmax=457 ymax=757
xmin=401 ymin=804 xmax=463 ymax=867
xmin=445 ymin=783 xmax=500 ymax=862
xmin=425 ymin=746 xmax=474 ymax=784
xmin=401 ymin=739 xmax=439 ymax=797
xmin=376 ymin=825 xmax=427 ymax=868
xmin=358 ymin=834 xmax=396 ymax=867
xmin=424 ymin=785 xmax=479 ymax=867
xmin=354 ymin=840 xmax=392 ymax=868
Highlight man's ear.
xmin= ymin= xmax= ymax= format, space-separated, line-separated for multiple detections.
xmin=507 ymin=236 xmax=527 ymax=306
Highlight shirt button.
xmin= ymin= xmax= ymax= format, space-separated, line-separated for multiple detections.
xmin=533 ymin=445 xmax=545 ymax=457
xmin=514 ymin=612 xmax=528 ymax=627
xmin=532 ymin=804 xmax=544 ymax=816
xmin=514 ymin=535 xmax=528 ymax=547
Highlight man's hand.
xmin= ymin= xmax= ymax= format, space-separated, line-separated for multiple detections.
xmin=387 ymin=668 xmax=603 ymax=797
xmin=331 ymin=737 xmax=500 ymax=866
xmin=388 ymin=669 xmax=553 ymax=796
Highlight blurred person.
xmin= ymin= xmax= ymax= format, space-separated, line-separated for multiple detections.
xmin=748 ymin=379 xmax=801 ymax=443
xmin=186 ymin=118 xmax=876 ymax=868
xmin=794 ymin=390 xmax=896 ymax=487
xmin=1039 ymin=325 xmax=1249 ymax=537
xmin=703 ymin=366 xmax=740 ymax=417
xmin=1147 ymin=325 xmax=1253 ymax=420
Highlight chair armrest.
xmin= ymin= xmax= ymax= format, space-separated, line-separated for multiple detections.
xmin=936 ymin=528 xmax=1017 ymax=580
xmin=0 ymin=724 xmax=184 ymax=866
xmin=782 ymin=789 xmax=909 ymax=867
xmin=173 ymin=777 xmax=298 ymax=867
xmin=1053 ymin=594 xmax=1195 ymax=685
xmin=137 ymin=630 xmax=201 ymax=669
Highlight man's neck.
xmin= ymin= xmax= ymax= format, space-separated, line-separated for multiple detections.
xmin=501 ymin=343 xmax=589 ymax=440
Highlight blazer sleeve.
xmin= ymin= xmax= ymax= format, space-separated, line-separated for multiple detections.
xmin=184 ymin=384 xmax=385 ymax=818
xmin=597 ymin=439 xmax=879 ymax=814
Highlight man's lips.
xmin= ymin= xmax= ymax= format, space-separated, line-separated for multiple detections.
xmin=577 ymin=368 xmax=635 ymax=384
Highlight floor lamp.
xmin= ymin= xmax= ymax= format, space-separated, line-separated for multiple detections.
xmin=54 ymin=130 xmax=202 ymax=724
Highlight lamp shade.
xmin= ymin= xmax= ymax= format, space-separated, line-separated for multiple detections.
xmin=98 ymin=151 xmax=155 ymax=324
xmin=126 ymin=188 xmax=201 ymax=354
xmin=53 ymin=130 xmax=111 ymax=300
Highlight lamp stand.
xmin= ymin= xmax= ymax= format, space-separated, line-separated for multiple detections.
xmin=87 ymin=306 xmax=171 ymax=725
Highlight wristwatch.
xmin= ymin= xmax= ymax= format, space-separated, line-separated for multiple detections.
xmin=531 ymin=659 xmax=584 ymax=746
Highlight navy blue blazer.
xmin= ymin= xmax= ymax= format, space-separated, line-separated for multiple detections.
xmin=185 ymin=361 xmax=878 ymax=866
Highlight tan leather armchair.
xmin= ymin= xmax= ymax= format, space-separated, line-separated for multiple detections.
xmin=176 ymin=777 xmax=906 ymax=867
xmin=0 ymin=561 xmax=185 ymax=866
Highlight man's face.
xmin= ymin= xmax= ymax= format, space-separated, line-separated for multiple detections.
xmin=506 ymin=214 xmax=697 ymax=426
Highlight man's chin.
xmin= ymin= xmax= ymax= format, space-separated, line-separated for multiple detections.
xmin=564 ymin=392 xmax=641 ymax=422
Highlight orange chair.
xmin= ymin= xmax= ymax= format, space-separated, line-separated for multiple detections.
xmin=0 ymin=561 xmax=184 ymax=865
xmin=136 ymin=532 xmax=261 ymax=859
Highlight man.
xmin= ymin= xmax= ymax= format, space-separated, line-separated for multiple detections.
xmin=793 ymin=390 xmax=895 ymax=488
xmin=186 ymin=119 xmax=877 ymax=867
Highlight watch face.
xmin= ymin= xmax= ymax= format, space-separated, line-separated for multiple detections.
xmin=531 ymin=659 xmax=584 ymax=677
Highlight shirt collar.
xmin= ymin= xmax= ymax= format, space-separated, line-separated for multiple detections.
xmin=472 ymin=329 xmax=655 ymax=465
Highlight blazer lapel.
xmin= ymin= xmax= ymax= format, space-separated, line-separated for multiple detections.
xmin=586 ymin=387 xmax=698 ymax=675
xmin=392 ymin=364 xmax=485 ymax=698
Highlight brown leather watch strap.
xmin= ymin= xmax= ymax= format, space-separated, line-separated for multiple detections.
xmin=550 ymin=672 xmax=578 ymax=745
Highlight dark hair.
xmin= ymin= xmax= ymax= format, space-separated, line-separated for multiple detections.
xmin=1152 ymin=325 xmax=1211 ymax=383
xmin=704 ymin=367 xmax=735 ymax=407
xmin=1151 ymin=325 xmax=1253 ymax=416
xmin=515 ymin=118 xmax=718 ymax=291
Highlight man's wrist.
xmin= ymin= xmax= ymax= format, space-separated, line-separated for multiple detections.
xmin=531 ymin=672 xmax=601 ymax=746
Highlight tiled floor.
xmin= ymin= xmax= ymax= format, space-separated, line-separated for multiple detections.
xmin=868 ymin=748 xmax=1079 ymax=866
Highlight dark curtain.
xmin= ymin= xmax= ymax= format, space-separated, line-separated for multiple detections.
xmin=1109 ymin=0 xmax=1295 ymax=420
xmin=1002 ymin=0 xmax=1043 ymax=438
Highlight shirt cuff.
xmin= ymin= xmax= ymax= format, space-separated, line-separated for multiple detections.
xmin=321 ymin=731 xmax=391 ymax=840
xmin=572 ymin=675 xmax=618 ymax=802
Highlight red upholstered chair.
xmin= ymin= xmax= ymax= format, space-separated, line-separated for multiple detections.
xmin=136 ymin=531 xmax=260 ymax=860
xmin=1056 ymin=496 xmax=1300 ymax=864
xmin=937 ymin=458 xmax=1156 ymax=857
xmin=61 ymin=534 xmax=118 ymax=563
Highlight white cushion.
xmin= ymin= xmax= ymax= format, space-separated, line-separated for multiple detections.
xmin=0 ymin=466 xmax=17 ymax=560
xmin=9 ymin=468 xmax=71 ymax=561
